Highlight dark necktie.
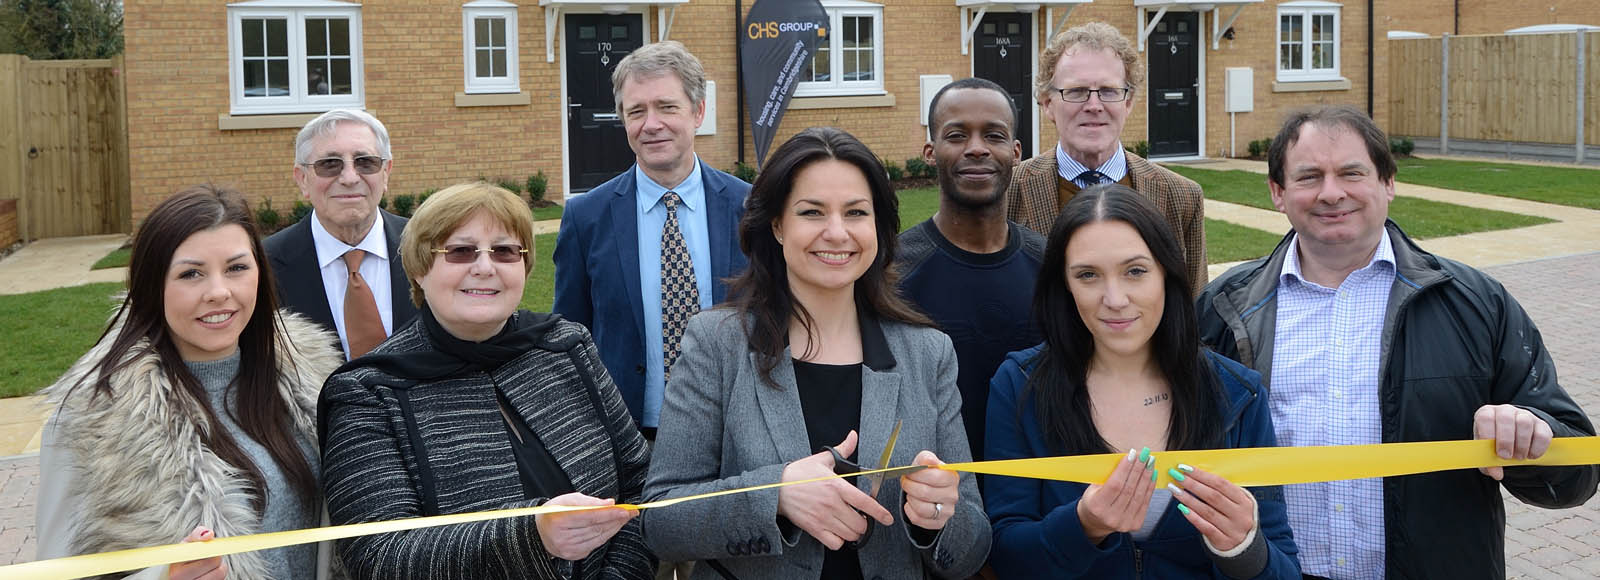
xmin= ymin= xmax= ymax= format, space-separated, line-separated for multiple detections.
xmin=342 ymin=249 xmax=386 ymax=358
xmin=660 ymin=191 xmax=700 ymax=381
xmin=1076 ymin=170 xmax=1108 ymax=189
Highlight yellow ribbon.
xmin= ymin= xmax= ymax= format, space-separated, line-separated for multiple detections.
xmin=6 ymin=437 xmax=1598 ymax=579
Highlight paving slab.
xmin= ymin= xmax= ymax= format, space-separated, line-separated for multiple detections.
xmin=0 ymin=235 xmax=127 ymax=296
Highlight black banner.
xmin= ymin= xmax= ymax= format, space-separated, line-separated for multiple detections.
xmin=740 ymin=0 xmax=828 ymax=165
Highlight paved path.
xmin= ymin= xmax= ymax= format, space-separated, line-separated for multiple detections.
xmin=0 ymin=234 xmax=127 ymax=296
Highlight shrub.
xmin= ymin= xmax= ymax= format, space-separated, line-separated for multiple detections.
xmin=418 ymin=188 xmax=437 ymax=211
xmin=391 ymin=193 xmax=416 ymax=217
xmin=1390 ymin=136 xmax=1415 ymax=156
xmin=291 ymin=199 xmax=313 ymax=223
xmin=905 ymin=157 xmax=933 ymax=179
xmin=1131 ymin=140 xmax=1151 ymax=158
xmin=730 ymin=161 xmax=758 ymax=184
xmin=255 ymin=198 xmax=281 ymax=232
xmin=496 ymin=177 xmax=524 ymax=195
xmin=1248 ymin=138 xmax=1274 ymax=159
xmin=882 ymin=158 xmax=904 ymax=182
xmin=377 ymin=196 xmax=388 ymax=211
xmin=526 ymin=171 xmax=549 ymax=203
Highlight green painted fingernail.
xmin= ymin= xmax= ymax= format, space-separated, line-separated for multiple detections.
xmin=1151 ymin=469 xmax=1158 ymax=483
xmin=1178 ymin=504 xmax=1192 ymax=516
xmin=1168 ymin=468 xmax=1186 ymax=482
xmin=1138 ymin=447 xmax=1150 ymax=464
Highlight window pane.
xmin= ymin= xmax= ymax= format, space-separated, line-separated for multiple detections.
xmin=612 ymin=25 xmax=628 ymax=40
xmin=492 ymin=48 xmax=506 ymax=77
xmin=1313 ymin=43 xmax=1333 ymax=69
xmin=267 ymin=18 xmax=288 ymax=57
xmin=807 ymin=45 xmax=830 ymax=82
xmin=982 ymin=22 xmax=995 ymax=35
xmin=306 ymin=19 xmax=328 ymax=57
xmin=856 ymin=49 xmax=874 ymax=81
xmin=1280 ymin=14 xmax=1301 ymax=43
xmin=1157 ymin=21 xmax=1168 ymax=34
xmin=243 ymin=19 xmax=265 ymax=57
xmin=331 ymin=58 xmax=352 ymax=95
xmin=853 ymin=16 xmax=872 ymax=49
xmin=1314 ymin=14 xmax=1333 ymax=42
xmin=490 ymin=18 xmax=505 ymax=47
xmin=328 ymin=19 xmax=350 ymax=56
xmin=476 ymin=49 xmax=491 ymax=77
xmin=475 ymin=18 xmax=490 ymax=48
xmin=1007 ymin=22 xmax=1019 ymax=35
xmin=844 ymin=48 xmax=859 ymax=79
xmin=843 ymin=18 xmax=857 ymax=49
xmin=307 ymin=59 xmax=330 ymax=95
xmin=1177 ymin=20 xmax=1189 ymax=33
xmin=243 ymin=60 xmax=266 ymax=96
xmin=267 ymin=58 xmax=290 ymax=94
xmin=579 ymin=25 xmax=596 ymax=40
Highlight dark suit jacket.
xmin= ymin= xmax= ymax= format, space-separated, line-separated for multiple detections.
xmin=552 ymin=161 xmax=751 ymax=423
xmin=264 ymin=209 xmax=419 ymax=355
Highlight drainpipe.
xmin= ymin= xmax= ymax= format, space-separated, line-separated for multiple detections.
xmin=1367 ymin=0 xmax=1374 ymax=117
xmin=735 ymin=0 xmax=746 ymax=165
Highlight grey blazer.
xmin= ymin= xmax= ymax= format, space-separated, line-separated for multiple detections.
xmin=643 ymin=309 xmax=991 ymax=579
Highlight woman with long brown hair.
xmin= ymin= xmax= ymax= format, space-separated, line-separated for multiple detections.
xmin=36 ymin=185 xmax=343 ymax=579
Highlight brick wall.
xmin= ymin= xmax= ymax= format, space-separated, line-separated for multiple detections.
xmin=0 ymin=199 xmax=16 ymax=248
xmin=125 ymin=0 xmax=1391 ymax=224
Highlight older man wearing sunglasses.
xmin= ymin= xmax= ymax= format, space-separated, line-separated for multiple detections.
xmin=265 ymin=108 xmax=419 ymax=360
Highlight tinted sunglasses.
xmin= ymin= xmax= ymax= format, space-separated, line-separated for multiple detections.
xmin=431 ymin=244 xmax=528 ymax=264
xmin=300 ymin=155 xmax=387 ymax=178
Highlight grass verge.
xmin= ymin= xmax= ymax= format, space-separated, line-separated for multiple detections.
xmin=1394 ymin=157 xmax=1600 ymax=210
xmin=533 ymin=204 xmax=565 ymax=222
xmin=519 ymin=232 xmax=559 ymax=312
xmin=0 ymin=282 xmax=123 ymax=397
xmin=1166 ymin=165 xmax=1554 ymax=239
xmin=91 ymin=247 xmax=130 ymax=270
xmin=1206 ymin=219 xmax=1284 ymax=264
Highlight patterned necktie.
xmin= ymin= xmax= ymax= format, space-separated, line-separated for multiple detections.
xmin=342 ymin=249 xmax=386 ymax=358
xmin=1076 ymin=169 xmax=1108 ymax=189
xmin=660 ymin=191 xmax=700 ymax=381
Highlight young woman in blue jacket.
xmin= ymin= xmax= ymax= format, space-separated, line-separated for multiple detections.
xmin=984 ymin=184 xmax=1300 ymax=579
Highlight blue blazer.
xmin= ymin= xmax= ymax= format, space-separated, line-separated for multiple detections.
xmin=985 ymin=348 xmax=1301 ymax=579
xmin=552 ymin=161 xmax=750 ymax=422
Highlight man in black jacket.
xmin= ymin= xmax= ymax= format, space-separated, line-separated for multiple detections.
xmin=1196 ymin=105 xmax=1597 ymax=579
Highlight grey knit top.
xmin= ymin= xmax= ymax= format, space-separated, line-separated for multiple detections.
xmin=188 ymin=352 xmax=319 ymax=580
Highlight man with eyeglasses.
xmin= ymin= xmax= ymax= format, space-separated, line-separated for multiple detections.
xmin=265 ymin=108 xmax=418 ymax=360
xmin=1005 ymin=21 xmax=1208 ymax=294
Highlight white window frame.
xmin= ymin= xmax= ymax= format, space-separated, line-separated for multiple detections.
xmin=795 ymin=0 xmax=885 ymax=98
xmin=463 ymin=0 xmax=520 ymax=94
xmin=227 ymin=0 xmax=364 ymax=115
xmin=1276 ymin=1 xmax=1342 ymax=83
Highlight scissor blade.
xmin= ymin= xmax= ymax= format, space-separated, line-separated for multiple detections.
xmin=866 ymin=420 xmax=903 ymax=498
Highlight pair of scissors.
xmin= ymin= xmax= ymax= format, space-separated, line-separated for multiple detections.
xmin=823 ymin=420 xmax=925 ymax=548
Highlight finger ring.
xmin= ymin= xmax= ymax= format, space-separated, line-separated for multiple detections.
xmin=934 ymin=502 xmax=943 ymax=518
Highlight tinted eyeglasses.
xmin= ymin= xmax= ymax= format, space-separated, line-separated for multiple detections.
xmin=431 ymin=244 xmax=528 ymax=264
xmin=299 ymin=155 xmax=387 ymax=178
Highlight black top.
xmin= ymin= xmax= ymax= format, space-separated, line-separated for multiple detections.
xmin=497 ymin=389 xmax=575 ymax=499
xmin=792 ymin=358 xmax=865 ymax=580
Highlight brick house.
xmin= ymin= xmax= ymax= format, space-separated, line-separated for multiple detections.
xmin=124 ymin=0 xmax=1404 ymax=221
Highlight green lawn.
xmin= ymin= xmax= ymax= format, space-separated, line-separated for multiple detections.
xmin=1166 ymin=165 xmax=1554 ymax=239
xmin=1206 ymin=219 xmax=1284 ymax=264
xmin=1394 ymin=157 xmax=1600 ymax=210
xmin=518 ymin=232 xmax=559 ymax=312
xmin=533 ymin=204 xmax=565 ymax=222
xmin=0 ymin=282 xmax=123 ymax=398
xmin=91 ymin=247 xmax=130 ymax=270
xmin=894 ymin=186 xmax=940 ymax=232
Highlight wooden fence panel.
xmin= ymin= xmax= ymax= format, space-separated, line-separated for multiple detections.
xmin=1589 ymin=32 xmax=1598 ymax=146
xmin=17 ymin=58 xmax=128 ymax=239
xmin=1388 ymin=38 xmax=1441 ymax=138
xmin=0 ymin=55 xmax=23 ymax=236
xmin=1449 ymin=34 xmax=1577 ymax=145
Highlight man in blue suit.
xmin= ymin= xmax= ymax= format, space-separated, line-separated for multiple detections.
xmin=554 ymin=41 xmax=750 ymax=440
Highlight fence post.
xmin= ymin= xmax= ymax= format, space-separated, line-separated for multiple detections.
xmin=1578 ymin=32 xmax=1587 ymax=164
xmin=1439 ymin=34 xmax=1450 ymax=155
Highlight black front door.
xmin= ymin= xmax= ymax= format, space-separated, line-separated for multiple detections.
xmin=973 ymin=12 xmax=1033 ymax=158
xmin=566 ymin=14 xmax=643 ymax=192
xmin=1147 ymin=12 xmax=1199 ymax=157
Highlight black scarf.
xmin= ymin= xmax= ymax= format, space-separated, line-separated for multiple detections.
xmin=337 ymin=306 xmax=565 ymax=381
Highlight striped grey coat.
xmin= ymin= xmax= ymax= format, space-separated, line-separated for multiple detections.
xmin=320 ymin=315 xmax=654 ymax=579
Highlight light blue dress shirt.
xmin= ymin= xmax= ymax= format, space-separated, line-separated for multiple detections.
xmin=635 ymin=158 xmax=714 ymax=428
xmin=1271 ymin=231 xmax=1396 ymax=580
xmin=1056 ymin=143 xmax=1128 ymax=187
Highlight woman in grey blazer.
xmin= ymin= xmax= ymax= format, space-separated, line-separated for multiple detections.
xmin=643 ymin=127 xmax=991 ymax=579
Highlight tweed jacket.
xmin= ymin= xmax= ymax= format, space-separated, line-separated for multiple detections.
xmin=319 ymin=313 xmax=655 ymax=579
xmin=642 ymin=309 xmax=992 ymax=580
xmin=1004 ymin=149 xmax=1208 ymax=294
xmin=37 ymin=310 xmax=342 ymax=580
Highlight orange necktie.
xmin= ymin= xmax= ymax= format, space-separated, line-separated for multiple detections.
xmin=342 ymin=249 xmax=386 ymax=358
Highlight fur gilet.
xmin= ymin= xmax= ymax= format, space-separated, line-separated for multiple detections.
xmin=42 ymin=310 xmax=341 ymax=580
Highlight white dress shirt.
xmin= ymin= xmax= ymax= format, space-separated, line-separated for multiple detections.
xmin=310 ymin=212 xmax=395 ymax=359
